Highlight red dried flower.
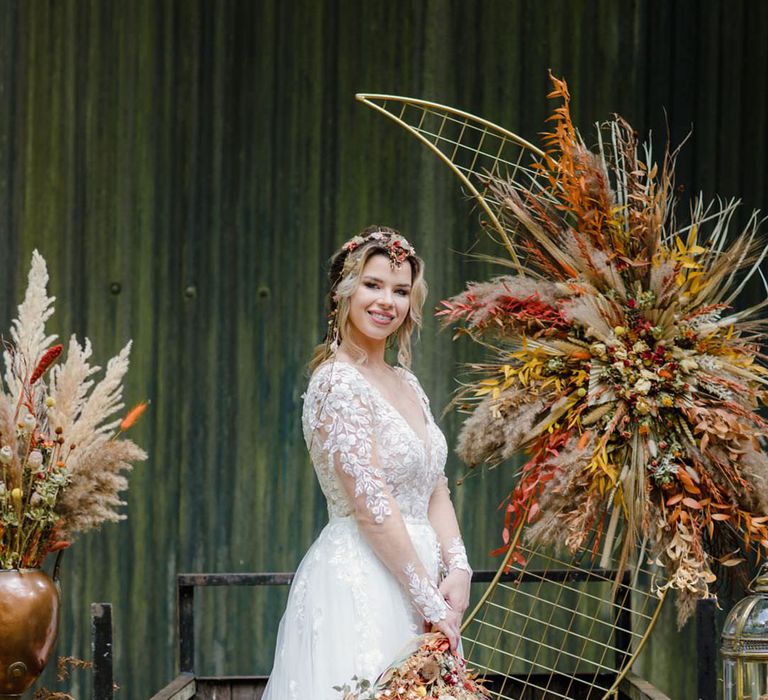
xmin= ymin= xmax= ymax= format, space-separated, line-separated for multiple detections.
xmin=30 ymin=344 xmax=64 ymax=384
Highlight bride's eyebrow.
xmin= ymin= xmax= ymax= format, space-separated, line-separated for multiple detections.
xmin=362 ymin=275 xmax=411 ymax=288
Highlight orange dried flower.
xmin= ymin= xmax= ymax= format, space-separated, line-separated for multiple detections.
xmin=120 ymin=401 xmax=148 ymax=432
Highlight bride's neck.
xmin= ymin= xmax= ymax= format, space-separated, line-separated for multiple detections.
xmin=337 ymin=332 xmax=389 ymax=369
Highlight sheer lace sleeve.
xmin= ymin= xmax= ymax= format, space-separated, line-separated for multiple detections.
xmin=310 ymin=363 xmax=448 ymax=623
xmin=429 ymin=476 xmax=472 ymax=579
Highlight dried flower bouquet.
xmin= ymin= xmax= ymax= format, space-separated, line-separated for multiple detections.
xmin=0 ymin=251 xmax=146 ymax=569
xmin=335 ymin=633 xmax=490 ymax=700
xmin=439 ymin=76 xmax=768 ymax=623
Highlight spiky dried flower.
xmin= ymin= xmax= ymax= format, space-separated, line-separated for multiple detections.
xmin=442 ymin=75 xmax=768 ymax=624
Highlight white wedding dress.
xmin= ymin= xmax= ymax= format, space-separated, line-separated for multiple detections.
xmin=262 ymin=360 xmax=471 ymax=700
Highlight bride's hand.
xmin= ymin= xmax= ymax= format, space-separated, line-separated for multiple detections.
xmin=429 ymin=606 xmax=462 ymax=652
xmin=439 ymin=569 xmax=471 ymax=618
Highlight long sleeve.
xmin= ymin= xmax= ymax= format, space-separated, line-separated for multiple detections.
xmin=312 ymin=366 xmax=448 ymax=623
xmin=428 ymin=475 xmax=472 ymax=579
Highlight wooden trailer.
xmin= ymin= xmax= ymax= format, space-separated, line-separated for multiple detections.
xmin=147 ymin=572 xmax=719 ymax=700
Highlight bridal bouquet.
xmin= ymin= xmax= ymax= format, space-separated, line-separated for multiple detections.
xmin=335 ymin=633 xmax=490 ymax=700
xmin=0 ymin=251 xmax=146 ymax=569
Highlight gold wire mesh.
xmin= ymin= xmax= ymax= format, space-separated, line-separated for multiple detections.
xmin=356 ymin=94 xmax=668 ymax=699
xmin=461 ymin=529 xmax=666 ymax=700
xmin=356 ymin=94 xmax=552 ymax=271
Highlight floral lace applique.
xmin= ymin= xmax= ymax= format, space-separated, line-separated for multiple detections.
xmin=310 ymin=365 xmax=392 ymax=523
xmin=303 ymin=363 xmax=447 ymax=522
xmin=447 ymin=537 xmax=472 ymax=576
xmin=404 ymin=563 xmax=447 ymax=623
xmin=292 ymin=574 xmax=308 ymax=624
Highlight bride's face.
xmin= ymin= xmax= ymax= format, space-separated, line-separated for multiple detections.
xmin=347 ymin=253 xmax=413 ymax=343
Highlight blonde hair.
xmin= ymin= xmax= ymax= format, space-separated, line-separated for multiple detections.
xmin=308 ymin=226 xmax=427 ymax=372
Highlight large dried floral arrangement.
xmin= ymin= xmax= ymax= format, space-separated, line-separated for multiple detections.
xmin=439 ymin=76 xmax=768 ymax=623
xmin=336 ymin=633 xmax=490 ymax=700
xmin=0 ymin=251 xmax=146 ymax=570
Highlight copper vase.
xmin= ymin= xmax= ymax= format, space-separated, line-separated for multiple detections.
xmin=0 ymin=569 xmax=60 ymax=698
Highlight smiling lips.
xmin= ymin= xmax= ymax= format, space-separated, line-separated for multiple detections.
xmin=368 ymin=309 xmax=395 ymax=326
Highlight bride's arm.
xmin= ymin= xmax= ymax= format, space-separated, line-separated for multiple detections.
xmin=428 ymin=476 xmax=472 ymax=618
xmin=309 ymin=367 xmax=460 ymax=646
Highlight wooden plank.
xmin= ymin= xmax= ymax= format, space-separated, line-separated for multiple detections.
xmin=179 ymin=584 xmax=195 ymax=674
xmin=696 ymin=598 xmax=717 ymax=700
xmin=148 ymin=673 xmax=196 ymax=700
xmin=178 ymin=572 xmax=295 ymax=587
xmin=619 ymin=671 xmax=672 ymax=700
xmin=195 ymin=680 xmax=233 ymax=700
xmin=91 ymin=603 xmax=114 ymax=700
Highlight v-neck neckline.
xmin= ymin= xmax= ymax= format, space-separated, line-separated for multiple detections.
xmin=332 ymin=360 xmax=430 ymax=448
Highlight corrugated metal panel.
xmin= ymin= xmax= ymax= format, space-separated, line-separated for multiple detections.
xmin=0 ymin=1 xmax=763 ymax=697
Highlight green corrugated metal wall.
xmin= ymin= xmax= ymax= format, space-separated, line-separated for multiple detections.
xmin=0 ymin=1 xmax=765 ymax=697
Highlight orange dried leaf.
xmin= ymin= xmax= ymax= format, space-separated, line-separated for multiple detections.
xmin=48 ymin=541 xmax=70 ymax=552
xmin=666 ymin=493 xmax=684 ymax=506
xmin=711 ymin=513 xmax=731 ymax=521
xmin=682 ymin=497 xmax=702 ymax=510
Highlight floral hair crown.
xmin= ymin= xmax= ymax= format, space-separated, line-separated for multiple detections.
xmin=341 ymin=229 xmax=416 ymax=268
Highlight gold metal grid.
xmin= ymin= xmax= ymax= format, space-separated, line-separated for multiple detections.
xmin=357 ymin=94 xmax=668 ymax=699
xmin=460 ymin=527 xmax=665 ymax=700
xmin=356 ymin=94 xmax=557 ymax=271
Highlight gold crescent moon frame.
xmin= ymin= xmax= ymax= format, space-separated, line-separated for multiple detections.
xmin=357 ymin=92 xmax=667 ymax=700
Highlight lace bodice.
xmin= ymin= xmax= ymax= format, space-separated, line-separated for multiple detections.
xmin=300 ymin=360 xmax=468 ymax=625
xmin=302 ymin=361 xmax=448 ymax=522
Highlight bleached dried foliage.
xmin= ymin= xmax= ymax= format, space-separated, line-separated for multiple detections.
xmin=0 ymin=251 xmax=146 ymax=568
xmin=55 ymin=438 xmax=146 ymax=536
xmin=4 ymin=251 xmax=57 ymax=401
xmin=48 ymin=335 xmax=98 ymax=438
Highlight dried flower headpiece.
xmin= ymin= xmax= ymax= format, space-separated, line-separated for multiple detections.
xmin=341 ymin=229 xmax=416 ymax=269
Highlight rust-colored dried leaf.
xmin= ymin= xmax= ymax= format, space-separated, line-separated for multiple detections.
xmin=666 ymin=493 xmax=684 ymax=506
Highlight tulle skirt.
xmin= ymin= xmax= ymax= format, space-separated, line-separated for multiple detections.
xmin=262 ymin=515 xmax=440 ymax=700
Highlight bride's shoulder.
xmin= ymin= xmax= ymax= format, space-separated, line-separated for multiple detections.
xmin=306 ymin=360 xmax=366 ymax=396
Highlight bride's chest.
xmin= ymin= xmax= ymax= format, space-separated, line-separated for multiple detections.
xmin=371 ymin=397 xmax=447 ymax=487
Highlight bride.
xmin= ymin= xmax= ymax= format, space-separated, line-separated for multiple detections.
xmin=262 ymin=226 xmax=472 ymax=699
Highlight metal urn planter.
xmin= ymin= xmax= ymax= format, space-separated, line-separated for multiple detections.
xmin=0 ymin=569 xmax=60 ymax=698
